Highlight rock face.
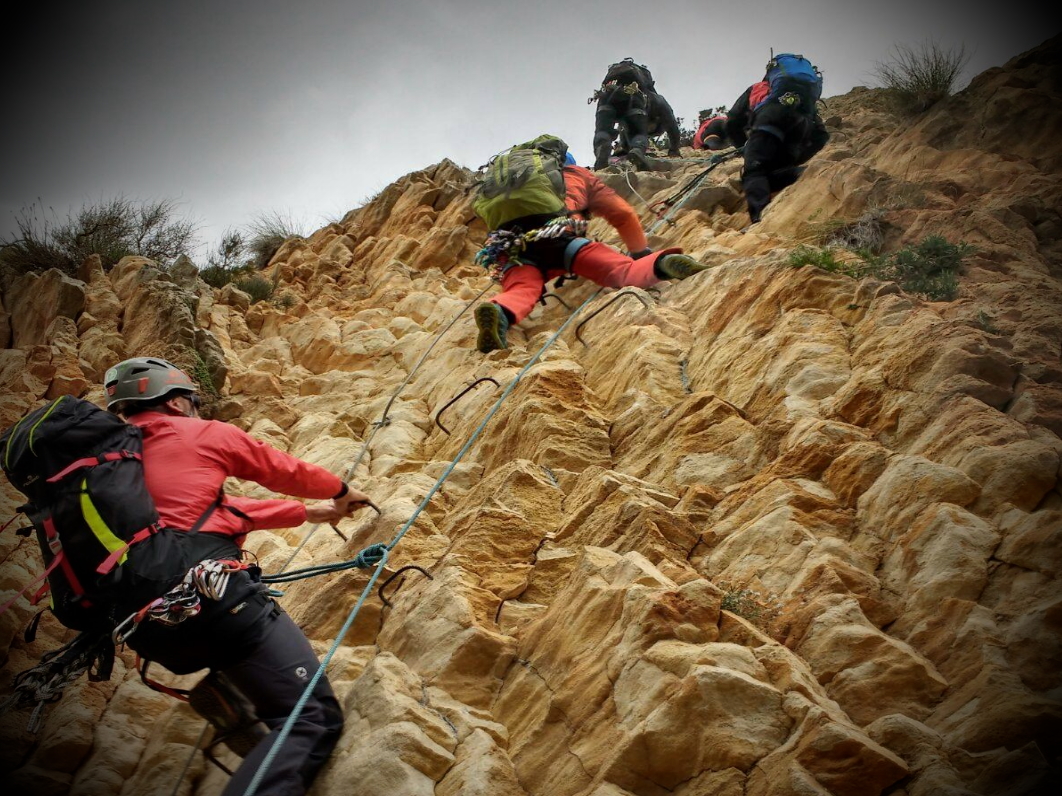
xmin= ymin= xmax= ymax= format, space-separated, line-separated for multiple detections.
xmin=2 ymin=35 xmax=1061 ymax=796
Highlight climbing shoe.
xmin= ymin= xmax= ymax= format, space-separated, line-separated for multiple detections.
xmin=475 ymin=303 xmax=510 ymax=353
xmin=188 ymin=672 xmax=267 ymax=758
xmin=656 ymin=254 xmax=711 ymax=280
xmin=627 ymin=148 xmax=651 ymax=171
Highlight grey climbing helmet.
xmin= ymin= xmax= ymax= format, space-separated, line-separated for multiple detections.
xmin=104 ymin=357 xmax=197 ymax=410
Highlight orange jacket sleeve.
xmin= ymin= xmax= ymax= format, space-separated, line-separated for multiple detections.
xmin=569 ymin=168 xmax=649 ymax=253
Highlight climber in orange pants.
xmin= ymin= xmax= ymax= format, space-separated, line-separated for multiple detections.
xmin=475 ymin=153 xmax=710 ymax=353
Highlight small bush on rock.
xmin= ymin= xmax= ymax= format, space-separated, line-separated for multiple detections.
xmin=793 ymin=234 xmax=972 ymax=302
xmin=0 ymin=198 xmax=197 ymax=276
xmin=874 ymin=40 xmax=970 ymax=113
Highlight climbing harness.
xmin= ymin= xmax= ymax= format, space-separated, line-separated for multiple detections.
xmin=111 ymin=558 xmax=248 ymax=644
xmin=474 ymin=218 xmax=590 ymax=281
xmin=588 ymin=79 xmax=642 ymax=104
xmin=238 ymin=288 xmax=605 ymax=796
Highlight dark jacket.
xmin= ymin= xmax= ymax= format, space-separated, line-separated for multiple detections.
xmin=726 ymin=82 xmax=828 ymax=162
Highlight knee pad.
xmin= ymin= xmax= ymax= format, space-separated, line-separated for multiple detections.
xmin=563 ymin=237 xmax=592 ymax=271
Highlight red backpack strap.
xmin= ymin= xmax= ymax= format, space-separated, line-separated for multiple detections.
xmin=0 ymin=553 xmax=65 ymax=617
xmin=750 ymin=81 xmax=770 ymax=110
xmin=46 ymin=451 xmax=142 ymax=484
xmin=137 ymin=657 xmax=190 ymax=702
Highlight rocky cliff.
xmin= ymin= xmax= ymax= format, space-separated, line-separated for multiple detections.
xmin=1 ymin=35 xmax=1060 ymax=796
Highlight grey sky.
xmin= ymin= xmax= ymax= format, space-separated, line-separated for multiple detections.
xmin=0 ymin=0 xmax=1050 ymax=262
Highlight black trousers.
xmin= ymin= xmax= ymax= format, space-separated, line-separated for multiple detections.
xmin=593 ymin=89 xmax=649 ymax=168
xmin=128 ymin=573 xmax=343 ymax=796
xmin=741 ymin=103 xmax=827 ymax=222
xmin=220 ymin=610 xmax=343 ymax=796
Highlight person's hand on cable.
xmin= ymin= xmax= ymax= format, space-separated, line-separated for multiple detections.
xmin=332 ymin=482 xmax=374 ymax=515
xmin=304 ymin=483 xmax=374 ymax=524
xmin=306 ymin=501 xmax=346 ymax=524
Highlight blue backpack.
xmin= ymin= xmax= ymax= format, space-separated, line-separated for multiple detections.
xmin=754 ymin=53 xmax=823 ymax=113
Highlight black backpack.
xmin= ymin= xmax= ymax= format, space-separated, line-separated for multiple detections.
xmin=603 ymin=58 xmax=655 ymax=92
xmin=1 ymin=396 xmax=202 ymax=631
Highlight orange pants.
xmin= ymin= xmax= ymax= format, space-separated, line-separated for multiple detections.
xmin=491 ymin=240 xmax=677 ymax=323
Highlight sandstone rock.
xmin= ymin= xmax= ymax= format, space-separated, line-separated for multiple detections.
xmin=6 ymin=268 xmax=86 ymax=348
xmin=5 ymin=50 xmax=1062 ymax=796
xmin=879 ymin=502 xmax=1000 ymax=620
xmin=855 ymin=454 xmax=981 ymax=546
xmin=795 ymin=596 xmax=949 ymax=725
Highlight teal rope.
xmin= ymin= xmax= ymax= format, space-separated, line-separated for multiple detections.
xmin=261 ymin=543 xmax=388 ymax=584
xmin=241 ymin=287 xmax=604 ymax=796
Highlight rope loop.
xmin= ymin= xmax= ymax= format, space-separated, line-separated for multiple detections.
xmin=353 ymin=543 xmax=388 ymax=569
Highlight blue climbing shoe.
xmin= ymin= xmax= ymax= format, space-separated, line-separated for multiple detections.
xmin=475 ymin=303 xmax=510 ymax=353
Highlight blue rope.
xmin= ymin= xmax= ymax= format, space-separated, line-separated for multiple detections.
xmin=241 ymin=287 xmax=604 ymax=796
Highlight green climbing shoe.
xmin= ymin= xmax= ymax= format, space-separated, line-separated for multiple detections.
xmin=475 ymin=303 xmax=510 ymax=353
xmin=657 ymin=253 xmax=711 ymax=280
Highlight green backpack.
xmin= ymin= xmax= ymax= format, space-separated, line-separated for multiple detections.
xmin=472 ymin=135 xmax=569 ymax=231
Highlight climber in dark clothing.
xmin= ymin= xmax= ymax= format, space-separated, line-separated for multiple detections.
xmin=726 ymin=80 xmax=830 ymax=223
xmin=591 ymin=58 xmax=679 ymax=170
xmin=614 ymin=91 xmax=683 ymax=162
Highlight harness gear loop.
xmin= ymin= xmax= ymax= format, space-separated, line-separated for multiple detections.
xmin=474 ymin=218 xmax=590 ymax=281
xmin=111 ymin=557 xmax=250 ymax=644
xmin=0 ymin=630 xmax=114 ymax=732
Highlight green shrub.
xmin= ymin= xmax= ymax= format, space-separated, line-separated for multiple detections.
xmin=791 ymin=235 xmax=971 ymax=301
xmin=197 ymin=214 xmax=300 ymax=289
xmin=882 ymin=235 xmax=971 ymax=300
xmin=190 ymin=350 xmax=220 ymax=399
xmin=235 ymin=275 xmax=275 ymax=304
xmin=873 ymin=40 xmax=970 ymax=113
xmin=245 ymin=211 xmax=302 ymax=270
xmin=0 ymin=197 xmax=197 ymax=276
xmin=788 ymin=245 xmax=848 ymax=272
xmin=272 ymin=291 xmax=297 ymax=311
xmin=199 ymin=229 xmax=254 ymax=288
xmin=718 ymin=582 xmax=781 ymax=632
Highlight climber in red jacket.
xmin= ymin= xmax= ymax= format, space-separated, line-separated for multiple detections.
xmin=105 ymin=356 xmax=372 ymax=796
xmin=474 ymin=152 xmax=711 ymax=353
xmin=693 ymin=108 xmax=730 ymax=151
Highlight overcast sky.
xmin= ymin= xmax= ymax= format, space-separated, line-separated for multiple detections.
xmin=0 ymin=0 xmax=1050 ymax=262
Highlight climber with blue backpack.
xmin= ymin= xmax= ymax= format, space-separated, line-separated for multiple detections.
xmin=470 ymin=135 xmax=712 ymax=353
xmin=725 ymin=53 xmax=831 ymax=223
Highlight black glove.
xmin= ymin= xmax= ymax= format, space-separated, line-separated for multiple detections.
xmin=630 ymin=248 xmax=652 ymax=260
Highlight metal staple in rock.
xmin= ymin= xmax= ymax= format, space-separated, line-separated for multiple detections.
xmin=240 ymin=287 xmax=605 ymax=796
